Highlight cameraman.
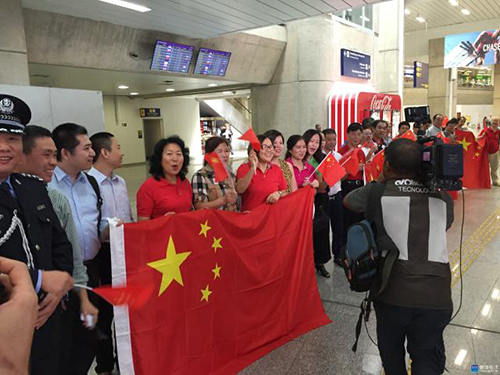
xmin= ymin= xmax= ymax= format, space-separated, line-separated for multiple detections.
xmin=344 ymin=139 xmax=454 ymax=375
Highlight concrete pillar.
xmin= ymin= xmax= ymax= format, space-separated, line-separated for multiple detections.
xmin=0 ymin=0 xmax=30 ymax=85
xmin=376 ymin=0 xmax=404 ymax=97
xmin=428 ymin=38 xmax=457 ymax=118
xmin=252 ymin=15 xmax=334 ymax=136
xmin=494 ymin=65 xmax=500 ymax=117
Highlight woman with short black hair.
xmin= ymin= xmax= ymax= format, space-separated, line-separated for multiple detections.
xmin=192 ymin=136 xmax=238 ymax=211
xmin=137 ymin=136 xmax=192 ymax=220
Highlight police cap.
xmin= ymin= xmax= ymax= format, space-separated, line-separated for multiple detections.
xmin=0 ymin=94 xmax=31 ymax=134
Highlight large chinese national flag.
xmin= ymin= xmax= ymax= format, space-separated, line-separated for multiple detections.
xmin=110 ymin=187 xmax=330 ymax=375
xmin=455 ymin=129 xmax=491 ymax=189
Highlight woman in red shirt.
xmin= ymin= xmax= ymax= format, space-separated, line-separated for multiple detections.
xmin=137 ymin=136 xmax=193 ymax=220
xmin=236 ymin=135 xmax=288 ymax=211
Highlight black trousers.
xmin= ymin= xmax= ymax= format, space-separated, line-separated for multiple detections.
xmin=96 ymin=243 xmax=116 ymax=373
xmin=58 ymin=259 xmax=100 ymax=375
xmin=313 ymin=193 xmax=331 ymax=265
xmin=374 ymin=300 xmax=452 ymax=375
xmin=341 ymin=180 xmax=364 ymax=244
xmin=30 ymin=305 xmax=62 ymax=374
xmin=327 ymin=192 xmax=344 ymax=260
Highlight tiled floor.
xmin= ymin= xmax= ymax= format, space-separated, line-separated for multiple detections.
xmin=90 ymin=164 xmax=500 ymax=375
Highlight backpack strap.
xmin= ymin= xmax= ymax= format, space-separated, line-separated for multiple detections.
xmin=351 ymin=182 xmax=399 ymax=353
xmin=85 ymin=173 xmax=103 ymax=236
xmin=365 ymin=182 xmax=399 ymax=299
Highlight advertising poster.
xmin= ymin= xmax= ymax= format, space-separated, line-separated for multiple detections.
xmin=444 ymin=29 xmax=500 ymax=68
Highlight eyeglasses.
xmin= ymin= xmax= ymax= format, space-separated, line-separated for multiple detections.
xmin=261 ymin=145 xmax=275 ymax=151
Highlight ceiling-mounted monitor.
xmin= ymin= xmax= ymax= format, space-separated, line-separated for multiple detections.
xmin=194 ymin=48 xmax=231 ymax=76
xmin=150 ymin=40 xmax=194 ymax=74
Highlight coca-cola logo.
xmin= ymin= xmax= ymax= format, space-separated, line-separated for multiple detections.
xmin=370 ymin=96 xmax=393 ymax=111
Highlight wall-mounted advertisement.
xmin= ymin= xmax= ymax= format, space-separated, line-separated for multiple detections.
xmin=444 ymin=29 xmax=500 ymax=68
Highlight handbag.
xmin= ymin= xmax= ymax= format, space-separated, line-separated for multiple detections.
xmin=313 ymin=193 xmax=330 ymax=233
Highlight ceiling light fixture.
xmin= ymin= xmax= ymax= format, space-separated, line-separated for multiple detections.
xmin=166 ymin=88 xmax=176 ymax=92
xmin=222 ymin=91 xmax=232 ymax=95
xmin=449 ymin=0 xmax=459 ymax=6
xmin=99 ymin=0 xmax=151 ymax=13
xmin=208 ymin=83 xmax=218 ymax=87
xmin=461 ymin=8 xmax=470 ymax=15
xmin=118 ymin=85 xmax=129 ymax=89
xmin=130 ymin=92 xmax=139 ymax=95
xmin=404 ymin=8 xmax=411 ymax=15
xmin=416 ymin=15 xmax=426 ymax=23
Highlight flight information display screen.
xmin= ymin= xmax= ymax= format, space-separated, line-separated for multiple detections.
xmin=194 ymin=48 xmax=231 ymax=76
xmin=150 ymin=40 xmax=194 ymax=74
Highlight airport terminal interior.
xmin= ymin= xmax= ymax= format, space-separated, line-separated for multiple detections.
xmin=1 ymin=0 xmax=500 ymax=374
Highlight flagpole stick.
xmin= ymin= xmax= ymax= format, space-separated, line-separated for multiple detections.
xmin=307 ymin=151 xmax=332 ymax=180
xmin=74 ymin=284 xmax=93 ymax=291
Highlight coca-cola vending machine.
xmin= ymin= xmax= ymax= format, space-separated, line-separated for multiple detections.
xmin=327 ymin=91 xmax=402 ymax=147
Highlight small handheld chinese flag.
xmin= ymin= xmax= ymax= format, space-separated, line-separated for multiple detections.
xmin=399 ymin=130 xmax=416 ymax=141
xmin=317 ymin=153 xmax=346 ymax=186
xmin=340 ymin=150 xmax=360 ymax=177
xmin=239 ymin=128 xmax=261 ymax=151
xmin=436 ymin=132 xmax=452 ymax=144
xmin=204 ymin=152 xmax=229 ymax=182
xmin=92 ymin=284 xmax=154 ymax=310
xmin=365 ymin=149 xmax=385 ymax=181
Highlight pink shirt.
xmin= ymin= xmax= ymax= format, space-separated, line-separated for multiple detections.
xmin=137 ymin=176 xmax=192 ymax=219
xmin=286 ymin=158 xmax=317 ymax=188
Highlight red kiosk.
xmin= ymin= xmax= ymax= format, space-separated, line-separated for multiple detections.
xmin=327 ymin=91 xmax=402 ymax=147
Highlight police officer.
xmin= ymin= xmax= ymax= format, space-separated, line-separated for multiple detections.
xmin=344 ymin=139 xmax=454 ymax=375
xmin=0 ymin=94 xmax=74 ymax=374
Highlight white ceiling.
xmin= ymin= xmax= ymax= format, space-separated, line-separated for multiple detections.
xmin=29 ymin=63 xmax=242 ymax=96
xmin=22 ymin=0 xmax=387 ymax=39
xmin=404 ymin=0 xmax=500 ymax=32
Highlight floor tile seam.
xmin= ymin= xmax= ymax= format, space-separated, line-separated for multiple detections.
xmin=449 ymin=322 xmax=500 ymax=336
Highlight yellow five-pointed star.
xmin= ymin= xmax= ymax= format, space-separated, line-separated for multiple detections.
xmin=199 ymin=220 xmax=211 ymax=238
xmin=474 ymin=152 xmax=481 ymax=158
xmin=201 ymin=285 xmax=212 ymax=302
xmin=212 ymin=237 xmax=222 ymax=253
xmin=212 ymin=263 xmax=222 ymax=279
xmin=147 ymin=236 xmax=191 ymax=296
xmin=458 ymin=137 xmax=472 ymax=152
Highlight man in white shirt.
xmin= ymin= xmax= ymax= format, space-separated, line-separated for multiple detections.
xmin=323 ymin=129 xmax=344 ymax=266
xmin=426 ymin=114 xmax=444 ymax=137
xmin=88 ymin=132 xmax=133 ymax=375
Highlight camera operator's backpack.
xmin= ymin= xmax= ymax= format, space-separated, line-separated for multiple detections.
xmin=341 ymin=182 xmax=400 ymax=352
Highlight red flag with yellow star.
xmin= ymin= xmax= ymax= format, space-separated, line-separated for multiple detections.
xmin=204 ymin=151 xmax=229 ymax=182
xmin=455 ymin=129 xmax=491 ymax=188
xmin=110 ymin=187 xmax=330 ymax=375
xmin=364 ymin=149 xmax=385 ymax=183
xmin=238 ymin=128 xmax=261 ymax=151
xmin=317 ymin=152 xmax=346 ymax=186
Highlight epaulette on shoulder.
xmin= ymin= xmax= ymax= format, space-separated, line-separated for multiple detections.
xmin=15 ymin=173 xmax=44 ymax=182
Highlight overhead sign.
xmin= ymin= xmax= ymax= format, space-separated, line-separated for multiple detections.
xmin=444 ymin=29 xmax=500 ymax=68
xmin=414 ymin=61 xmax=429 ymax=88
xmin=140 ymin=108 xmax=161 ymax=118
xmin=340 ymin=49 xmax=371 ymax=79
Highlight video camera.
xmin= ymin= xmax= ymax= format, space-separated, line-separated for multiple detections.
xmin=417 ymin=136 xmax=464 ymax=191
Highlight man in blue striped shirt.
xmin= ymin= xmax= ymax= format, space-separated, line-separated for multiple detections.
xmin=48 ymin=123 xmax=102 ymax=375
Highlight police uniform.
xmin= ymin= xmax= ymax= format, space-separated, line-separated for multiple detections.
xmin=0 ymin=94 xmax=74 ymax=374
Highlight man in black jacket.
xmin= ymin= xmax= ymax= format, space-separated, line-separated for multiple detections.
xmin=0 ymin=94 xmax=74 ymax=374
xmin=344 ymin=139 xmax=454 ymax=375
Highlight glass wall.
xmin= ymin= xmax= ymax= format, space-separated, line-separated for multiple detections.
xmin=334 ymin=5 xmax=374 ymax=31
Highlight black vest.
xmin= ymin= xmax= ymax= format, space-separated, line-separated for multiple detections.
xmin=374 ymin=179 xmax=454 ymax=310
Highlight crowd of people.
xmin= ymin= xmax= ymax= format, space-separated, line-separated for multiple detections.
xmin=1 ymin=92 xmax=500 ymax=375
